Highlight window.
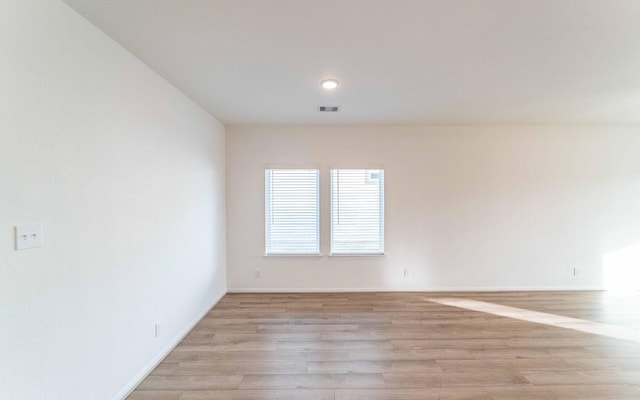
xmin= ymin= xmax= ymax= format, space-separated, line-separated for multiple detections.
xmin=331 ymin=169 xmax=384 ymax=255
xmin=265 ymin=169 xmax=320 ymax=255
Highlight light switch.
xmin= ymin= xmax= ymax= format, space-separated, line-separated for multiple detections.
xmin=15 ymin=224 xmax=42 ymax=250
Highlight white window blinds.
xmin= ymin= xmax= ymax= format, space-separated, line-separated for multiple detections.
xmin=265 ymin=169 xmax=320 ymax=255
xmin=331 ymin=169 xmax=385 ymax=255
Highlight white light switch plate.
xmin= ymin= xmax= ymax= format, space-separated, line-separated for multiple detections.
xmin=15 ymin=224 xmax=42 ymax=250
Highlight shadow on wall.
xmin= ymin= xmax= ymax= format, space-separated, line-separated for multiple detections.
xmin=604 ymin=241 xmax=640 ymax=291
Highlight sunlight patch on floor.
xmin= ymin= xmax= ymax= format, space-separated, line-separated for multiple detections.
xmin=427 ymin=297 xmax=640 ymax=344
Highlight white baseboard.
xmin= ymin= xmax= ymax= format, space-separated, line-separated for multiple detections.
xmin=113 ymin=290 xmax=226 ymax=400
xmin=228 ymin=286 xmax=604 ymax=293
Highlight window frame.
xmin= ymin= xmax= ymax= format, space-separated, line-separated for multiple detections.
xmin=330 ymin=168 xmax=385 ymax=256
xmin=264 ymin=168 xmax=321 ymax=256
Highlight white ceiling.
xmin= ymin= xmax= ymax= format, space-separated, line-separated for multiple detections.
xmin=63 ymin=0 xmax=640 ymax=125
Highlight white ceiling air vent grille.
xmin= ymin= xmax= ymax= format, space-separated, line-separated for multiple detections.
xmin=318 ymin=105 xmax=341 ymax=112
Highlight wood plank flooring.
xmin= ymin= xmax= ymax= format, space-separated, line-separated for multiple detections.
xmin=127 ymin=291 xmax=640 ymax=399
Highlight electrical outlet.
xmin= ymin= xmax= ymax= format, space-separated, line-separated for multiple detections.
xmin=403 ymin=268 xmax=410 ymax=278
xmin=573 ymin=267 xmax=579 ymax=277
xmin=255 ymin=270 xmax=262 ymax=279
xmin=15 ymin=224 xmax=42 ymax=250
xmin=154 ymin=322 xmax=162 ymax=338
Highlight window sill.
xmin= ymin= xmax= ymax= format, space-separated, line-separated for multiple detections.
xmin=263 ymin=253 xmax=323 ymax=258
xmin=329 ymin=253 xmax=386 ymax=257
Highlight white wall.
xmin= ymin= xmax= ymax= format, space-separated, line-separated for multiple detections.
xmin=0 ymin=1 xmax=226 ymax=399
xmin=227 ymin=125 xmax=640 ymax=291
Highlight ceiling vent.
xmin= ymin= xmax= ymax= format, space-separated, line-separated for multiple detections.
xmin=318 ymin=105 xmax=341 ymax=112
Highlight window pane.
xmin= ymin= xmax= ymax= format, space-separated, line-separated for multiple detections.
xmin=331 ymin=169 xmax=384 ymax=254
xmin=265 ymin=169 xmax=320 ymax=254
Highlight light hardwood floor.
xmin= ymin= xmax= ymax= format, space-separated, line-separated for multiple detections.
xmin=127 ymin=291 xmax=640 ymax=399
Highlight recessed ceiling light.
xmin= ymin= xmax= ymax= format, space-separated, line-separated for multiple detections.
xmin=321 ymin=79 xmax=339 ymax=90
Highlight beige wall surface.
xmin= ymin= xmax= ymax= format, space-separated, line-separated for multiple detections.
xmin=0 ymin=1 xmax=226 ymax=399
xmin=227 ymin=125 xmax=640 ymax=291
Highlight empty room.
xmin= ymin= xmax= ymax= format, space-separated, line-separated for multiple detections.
xmin=3 ymin=0 xmax=640 ymax=399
